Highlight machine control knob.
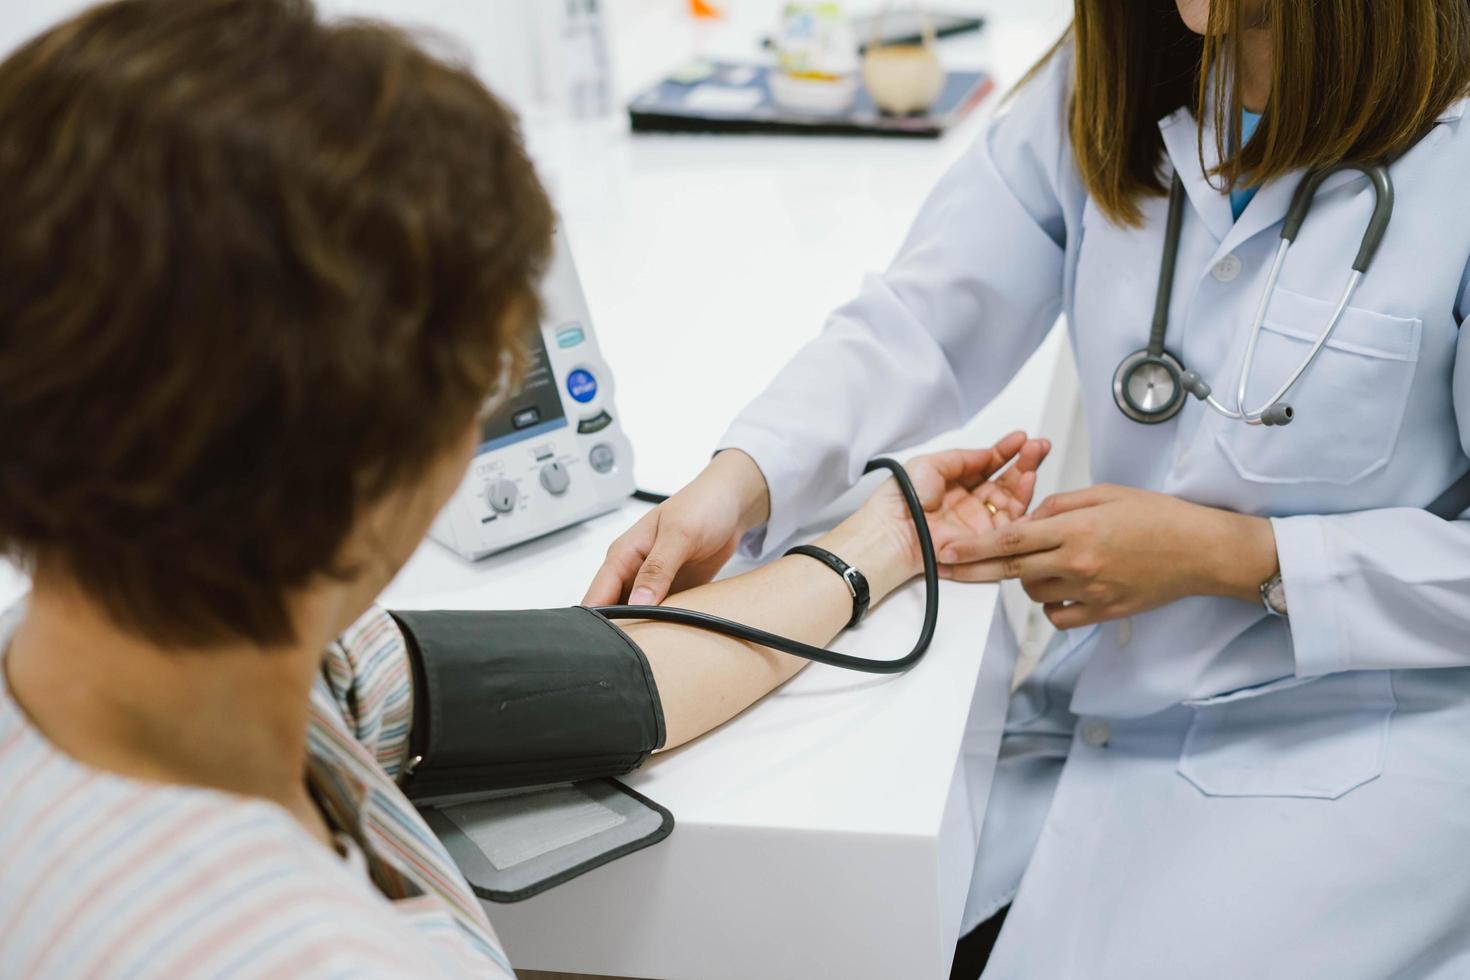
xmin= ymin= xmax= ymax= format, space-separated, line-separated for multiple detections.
xmin=487 ymin=478 xmax=518 ymax=514
xmin=588 ymin=443 xmax=616 ymax=474
xmin=539 ymin=461 xmax=571 ymax=496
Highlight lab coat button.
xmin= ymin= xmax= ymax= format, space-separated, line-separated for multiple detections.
xmin=1081 ymin=721 xmax=1110 ymax=747
xmin=1212 ymin=254 xmax=1242 ymax=282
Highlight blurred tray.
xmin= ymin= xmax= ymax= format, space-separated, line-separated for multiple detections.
xmin=628 ymin=60 xmax=994 ymax=139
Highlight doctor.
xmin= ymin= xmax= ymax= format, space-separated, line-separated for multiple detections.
xmin=589 ymin=0 xmax=1470 ymax=976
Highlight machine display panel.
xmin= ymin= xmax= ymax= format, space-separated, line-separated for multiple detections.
xmin=478 ymin=331 xmax=567 ymax=452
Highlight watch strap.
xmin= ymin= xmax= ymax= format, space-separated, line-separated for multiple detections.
xmin=784 ymin=544 xmax=870 ymax=629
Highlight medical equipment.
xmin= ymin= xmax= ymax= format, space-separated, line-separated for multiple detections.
xmin=397 ymin=455 xmax=938 ymax=899
xmin=431 ymin=229 xmax=636 ymax=560
xmin=1113 ymin=163 xmax=1394 ymax=426
xmin=432 ymin=227 xmax=942 ymax=670
xmin=394 ymin=606 xmax=667 ymax=800
xmin=395 ymin=604 xmax=675 ymax=901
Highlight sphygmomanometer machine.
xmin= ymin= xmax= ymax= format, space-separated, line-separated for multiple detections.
xmin=395 ymin=230 xmax=939 ymax=903
xmin=429 ymin=232 xmax=636 ymax=561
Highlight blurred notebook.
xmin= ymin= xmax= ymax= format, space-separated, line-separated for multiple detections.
xmin=628 ymin=60 xmax=994 ymax=139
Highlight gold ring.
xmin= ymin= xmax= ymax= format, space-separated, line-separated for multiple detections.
xmin=984 ymin=501 xmax=999 ymax=516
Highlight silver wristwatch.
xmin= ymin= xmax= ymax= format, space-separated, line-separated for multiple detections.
xmin=1259 ymin=572 xmax=1288 ymax=618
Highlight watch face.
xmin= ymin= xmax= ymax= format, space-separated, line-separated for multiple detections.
xmin=1262 ymin=575 xmax=1288 ymax=617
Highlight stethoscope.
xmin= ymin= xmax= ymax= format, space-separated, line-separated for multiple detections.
xmin=1112 ymin=162 xmax=1394 ymax=426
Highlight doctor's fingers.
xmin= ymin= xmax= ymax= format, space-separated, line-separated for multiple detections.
xmin=584 ymin=511 xmax=661 ymax=605
xmin=1028 ymin=483 xmax=1118 ymax=520
xmin=1019 ymin=577 xmax=1072 ymax=604
xmin=625 ymin=522 xmax=705 ymax=606
xmin=937 ymin=547 xmax=1067 ymax=584
xmin=1043 ymin=601 xmax=1106 ymax=630
xmin=937 ymin=514 xmax=1068 ymax=565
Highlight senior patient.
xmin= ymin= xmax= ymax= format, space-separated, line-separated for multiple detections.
xmin=0 ymin=0 xmax=1048 ymax=976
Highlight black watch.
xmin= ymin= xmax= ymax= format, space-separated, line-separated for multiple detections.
xmin=784 ymin=544 xmax=871 ymax=629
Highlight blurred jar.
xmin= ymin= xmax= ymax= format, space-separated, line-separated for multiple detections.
xmin=861 ymin=4 xmax=944 ymax=115
xmin=770 ymin=2 xmax=859 ymax=114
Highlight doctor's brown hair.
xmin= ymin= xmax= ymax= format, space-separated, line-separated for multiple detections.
xmin=0 ymin=0 xmax=554 ymax=646
xmin=1050 ymin=0 xmax=1470 ymax=225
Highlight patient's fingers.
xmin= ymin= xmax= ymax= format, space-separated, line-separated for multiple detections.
xmin=990 ymin=444 xmax=1047 ymax=512
xmin=920 ymin=435 xmax=1025 ymax=492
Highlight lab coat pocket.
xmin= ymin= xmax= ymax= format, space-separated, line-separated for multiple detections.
xmin=1177 ymin=671 xmax=1395 ymax=799
xmin=1211 ymin=287 xmax=1422 ymax=485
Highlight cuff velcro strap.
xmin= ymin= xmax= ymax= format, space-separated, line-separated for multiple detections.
xmin=390 ymin=607 xmax=665 ymax=803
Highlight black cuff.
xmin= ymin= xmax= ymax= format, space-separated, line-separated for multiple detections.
xmin=390 ymin=607 xmax=665 ymax=802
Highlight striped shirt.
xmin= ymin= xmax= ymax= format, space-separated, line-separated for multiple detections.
xmin=0 ymin=604 xmax=515 ymax=979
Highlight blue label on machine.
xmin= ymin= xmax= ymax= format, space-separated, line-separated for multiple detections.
xmin=566 ymin=369 xmax=598 ymax=403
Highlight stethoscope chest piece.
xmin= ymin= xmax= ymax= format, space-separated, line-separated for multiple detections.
xmin=1113 ymin=347 xmax=1185 ymax=423
xmin=1112 ymin=161 xmax=1394 ymax=428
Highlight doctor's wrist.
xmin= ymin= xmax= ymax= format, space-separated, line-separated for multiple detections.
xmin=1199 ymin=509 xmax=1280 ymax=605
xmin=708 ymin=449 xmax=771 ymax=531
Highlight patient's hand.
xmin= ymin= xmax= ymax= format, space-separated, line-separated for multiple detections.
xmin=858 ymin=432 xmax=1050 ymax=583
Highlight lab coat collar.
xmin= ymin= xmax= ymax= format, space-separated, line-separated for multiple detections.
xmin=1158 ymin=105 xmax=1234 ymax=243
xmin=1161 ymin=94 xmax=1468 ymax=261
xmin=1219 ymin=97 xmax=1466 ymax=257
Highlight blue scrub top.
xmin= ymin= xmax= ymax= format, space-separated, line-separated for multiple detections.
xmin=1230 ymin=108 xmax=1263 ymax=219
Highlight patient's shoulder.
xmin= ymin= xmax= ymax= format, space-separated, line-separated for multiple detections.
xmin=0 ymin=726 xmax=506 ymax=978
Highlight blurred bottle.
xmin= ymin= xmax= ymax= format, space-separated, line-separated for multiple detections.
xmin=567 ymin=0 xmax=612 ymax=117
xmin=529 ymin=0 xmax=613 ymax=119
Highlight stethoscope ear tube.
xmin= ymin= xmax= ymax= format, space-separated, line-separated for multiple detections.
xmin=1281 ymin=162 xmax=1393 ymax=272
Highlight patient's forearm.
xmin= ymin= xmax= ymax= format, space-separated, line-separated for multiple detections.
xmin=626 ymin=512 xmax=913 ymax=751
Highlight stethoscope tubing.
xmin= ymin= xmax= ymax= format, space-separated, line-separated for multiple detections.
xmin=1116 ymin=160 xmax=1393 ymax=428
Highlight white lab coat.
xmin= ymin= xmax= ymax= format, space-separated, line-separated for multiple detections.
xmin=719 ymin=43 xmax=1470 ymax=978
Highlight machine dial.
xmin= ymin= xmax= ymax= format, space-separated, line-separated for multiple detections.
xmin=588 ymin=443 xmax=616 ymax=474
xmin=487 ymin=478 xmax=519 ymax=514
xmin=539 ymin=461 xmax=571 ymax=496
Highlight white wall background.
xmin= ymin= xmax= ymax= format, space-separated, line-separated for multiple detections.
xmin=4 ymin=0 xmax=547 ymax=102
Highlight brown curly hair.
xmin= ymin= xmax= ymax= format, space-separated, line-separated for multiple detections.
xmin=0 ymin=0 xmax=555 ymax=646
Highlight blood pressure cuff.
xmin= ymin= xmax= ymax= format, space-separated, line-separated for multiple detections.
xmin=390 ymin=607 xmax=665 ymax=803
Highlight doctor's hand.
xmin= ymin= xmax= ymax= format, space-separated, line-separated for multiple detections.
xmin=937 ymin=484 xmax=1279 ymax=628
xmin=584 ymin=448 xmax=772 ymax=607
